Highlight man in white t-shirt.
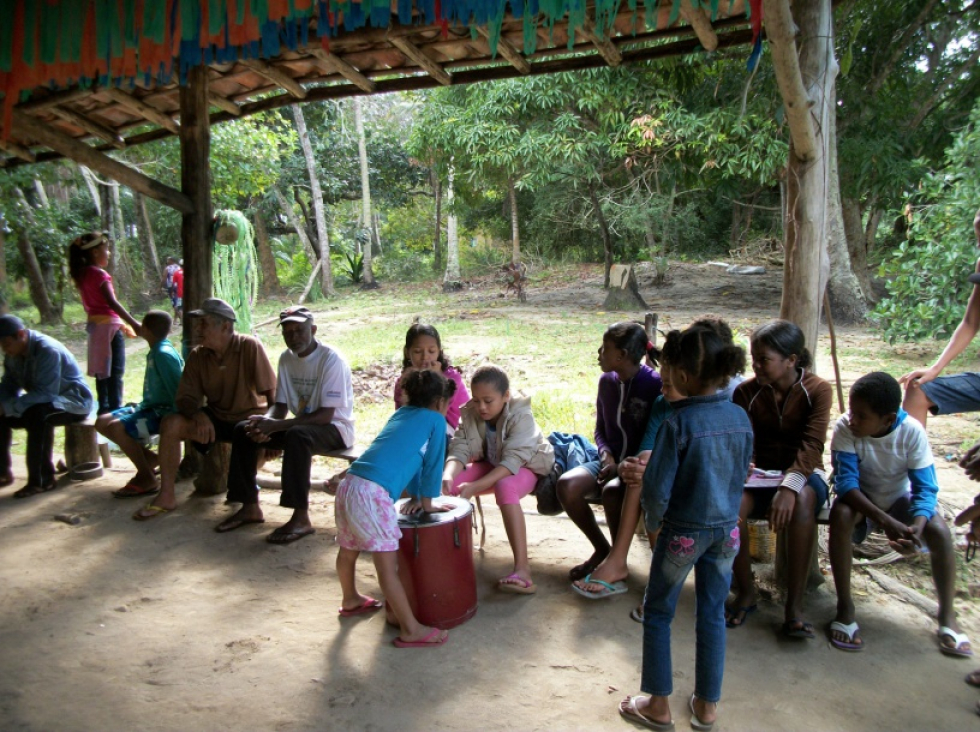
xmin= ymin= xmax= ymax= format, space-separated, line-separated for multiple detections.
xmin=216 ymin=305 xmax=354 ymax=543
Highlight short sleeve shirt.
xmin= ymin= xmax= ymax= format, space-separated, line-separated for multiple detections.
xmin=175 ymin=333 xmax=276 ymax=423
xmin=78 ymin=266 xmax=118 ymax=318
xmin=140 ymin=339 xmax=184 ymax=415
xmin=275 ymin=342 xmax=355 ymax=448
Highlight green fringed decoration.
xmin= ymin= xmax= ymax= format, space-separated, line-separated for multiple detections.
xmin=142 ymin=0 xmax=167 ymax=44
xmin=252 ymin=0 xmax=269 ymax=23
xmin=594 ymin=0 xmax=619 ymax=38
xmin=0 ymin=4 xmax=11 ymax=72
xmin=212 ymin=210 xmax=258 ymax=334
xmin=710 ymin=0 xmax=720 ymax=22
xmin=39 ymin=2 xmax=60 ymax=65
xmin=62 ymin=2 xmax=85 ymax=66
xmin=209 ymin=0 xmax=224 ymax=37
xmin=21 ymin=0 xmax=37 ymax=67
xmin=180 ymin=0 xmax=198 ymax=43
xmin=566 ymin=5 xmax=585 ymax=50
xmin=667 ymin=0 xmax=681 ymax=26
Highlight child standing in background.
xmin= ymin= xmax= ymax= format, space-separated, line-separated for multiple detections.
xmin=394 ymin=321 xmax=469 ymax=436
xmin=444 ymin=366 xmax=554 ymax=594
xmin=620 ymin=326 xmax=752 ymax=732
xmin=69 ymin=232 xmax=141 ymax=414
xmin=334 ymin=370 xmax=456 ymax=648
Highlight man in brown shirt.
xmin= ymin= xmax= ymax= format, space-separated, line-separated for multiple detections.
xmin=132 ymin=298 xmax=276 ymax=520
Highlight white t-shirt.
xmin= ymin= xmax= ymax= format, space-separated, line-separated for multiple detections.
xmin=830 ymin=413 xmax=933 ymax=510
xmin=275 ymin=342 xmax=354 ymax=448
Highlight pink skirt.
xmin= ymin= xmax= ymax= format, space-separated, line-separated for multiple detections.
xmin=334 ymin=474 xmax=402 ymax=552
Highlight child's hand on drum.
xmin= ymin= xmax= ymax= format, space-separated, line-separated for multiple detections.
xmin=422 ymin=497 xmax=451 ymax=513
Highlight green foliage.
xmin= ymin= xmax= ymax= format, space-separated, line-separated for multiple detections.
xmin=342 ymin=251 xmax=364 ymax=284
xmin=873 ymin=100 xmax=980 ymax=342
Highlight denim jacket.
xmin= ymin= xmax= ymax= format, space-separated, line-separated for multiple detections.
xmin=0 ymin=330 xmax=94 ymax=418
xmin=641 ymin=391 xmax=753 ymax=532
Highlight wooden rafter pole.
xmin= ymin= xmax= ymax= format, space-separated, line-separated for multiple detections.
xmin=389 ymin=36 xmax=453 ymax=85
xmin=763 ymin=0 xmax=818 ymax=162
xmin=473 ymin=27 xmax=531 ymax=74
xmin=102 ymin=87 xmax=180 ymax=134
xmin=680 ymin=0 xmax=719 ymax=51
xmin=208 ymin=93 xmax=242 ymax=116
xmin=48 ymin=106 xmax=126 ymax=149
xmin=0 ymin=138 xmax=36 ymax=163
xmin=10 ymin=110 xmax=192 ymax=213
xmin=179 ymin=65 xmax=213 ymax=340
xmin=241 ymin=59 xmax=307 ymax=98
xmin=580 ymin=18 xmax=623 ymax=67
xmin=307 ymin=48 xmax=377 ymax=92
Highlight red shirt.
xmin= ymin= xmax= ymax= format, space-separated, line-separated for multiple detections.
xmin=77 ymin=266 xmax=119 ymax=318
xmin=173 ymin=268 xmax=184 ymax=297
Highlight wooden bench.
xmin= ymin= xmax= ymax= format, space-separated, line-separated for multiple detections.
xmin=64 ymin=418 xmax=111 ymax=471
xmin=254 ymin=445 xmax=364 ymax=491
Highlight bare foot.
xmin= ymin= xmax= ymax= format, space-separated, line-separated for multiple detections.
xmin=215 ymin=505 xmax=265 ymax=533
xmin=573 ymin=558 xmax=627 ymax=593
xmin=396 ymin=625 xmax=448 ymax=644
xmin=568 ymin=549 xmax=608 ymax=581
xmin=620 ymin=695 xmax=671 ymax=727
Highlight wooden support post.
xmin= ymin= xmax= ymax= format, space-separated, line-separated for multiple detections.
xmin=65 ymin=422 xmax=99 ymax=468
xmin=179 ymin=66 xmax=213 ymax=346
xmin=193 ymin=442 xmax=231 ymax=496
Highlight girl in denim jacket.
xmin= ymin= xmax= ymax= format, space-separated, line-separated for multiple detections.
xmin=620 ymin=326 xmax=753 ymax=732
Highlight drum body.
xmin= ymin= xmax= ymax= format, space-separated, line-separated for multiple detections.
xmin=395 ymin=497 xmax=478 ymax=629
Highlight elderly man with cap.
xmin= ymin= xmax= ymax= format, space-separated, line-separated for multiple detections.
xmin=0 ymin=315 xmax=94 ymax=497
xmin=133 ymin=297 xmax=277 ymax=520
xmin=215 ymin=305 xmax=354 ymax=543
xmin=901 ymin=207 xmax=980 ymax=425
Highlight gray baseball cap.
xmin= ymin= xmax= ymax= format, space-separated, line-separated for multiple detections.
xmin=188 ymin=297 xmax=237 ymax=322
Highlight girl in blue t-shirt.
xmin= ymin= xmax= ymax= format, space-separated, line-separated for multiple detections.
xmin=333 ymin=370 xmax=456 ymax=648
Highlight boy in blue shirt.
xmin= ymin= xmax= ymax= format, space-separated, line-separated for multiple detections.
xmin=828 ymin=371 xmax=968 ymax=656
xmin=96 ymin=310 xmax=183 ymax=498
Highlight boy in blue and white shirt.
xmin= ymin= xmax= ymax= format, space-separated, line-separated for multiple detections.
xmin=827 ymin=371 xmax=968 ymax=657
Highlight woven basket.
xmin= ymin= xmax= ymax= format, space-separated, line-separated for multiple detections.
xmin=748 ymin=519 xmax=777 ymax=563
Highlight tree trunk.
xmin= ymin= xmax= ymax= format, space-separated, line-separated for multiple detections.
xmin=444 ymin=166 xmax=462 ymax=290
xmin=253 ymin=212 xmax=282 ymax=297
xmin=0 ymin=225 xmax=6 ymax=314
xmin=135 ymin=191 xmax=164 ymax=295
xmin=590 ymin=183 xmax=614 ymax=289
xmin=13 ymin=188 xmax=62 ymax=324
xmin=79 ymin=166 xmax=101 ymax=216
xmin=773 ymin=0 xmax=836 ymax=358
xmin=353 ymin=98 xmax=377 ymax=286
xmin=289 ymin=104 xmax=334 ymax=297
xmin=432 ymin=171 xmax=443 ymax=272
xmin=626 ymin=166 xmax=658 ymax=254
xmin=826 ymin=113 xmax=869 ymax=325
xmin=508 ymin=176 xmax=520 ymax=265
xmin=841 ymin=198 xmax=875 ymax=303
xmin=275 ymin=188 xmax=318 ymax=266
xmin=100 ymin=183 xmax=116 ymax=277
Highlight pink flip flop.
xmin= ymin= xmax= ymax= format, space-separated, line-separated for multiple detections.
xmin=392 ymin=628 xmax=448 ymax=648
xmin=338 ymin=598 xmax=383 ymax=617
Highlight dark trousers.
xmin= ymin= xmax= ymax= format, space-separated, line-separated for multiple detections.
xmin=95 ymin=329 xmax=126 ymax=415
xmin=0 ymin=404 xmax=87 ymax=487
xmin=227 ymin=421 xmax=345 ymax=509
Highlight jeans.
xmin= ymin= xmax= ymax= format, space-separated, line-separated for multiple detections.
xmin=641 ymin=522 xmax=740 ymax=703
xmin=226 ymin=421 xmax=345 ymax=509
xmin=95 ymin=329 xmax=126 ymax=414
xmin=0 ymin=404 xmax=87 ymax=487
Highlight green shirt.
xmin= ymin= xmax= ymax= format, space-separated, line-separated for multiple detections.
xmin=140 ymin=339 xmax=184 ymax=416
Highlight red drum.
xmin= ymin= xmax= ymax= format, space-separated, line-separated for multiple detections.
xmin=394 ymin=496 xmax=478 ymax=629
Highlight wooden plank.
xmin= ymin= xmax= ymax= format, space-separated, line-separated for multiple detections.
xmin=48 ymin=107 xmax=126 ymax=149
xmin=389 ymin=37 xmax=453 ymax=85
xmin=102 ymin=87 xmax=180 ymax=134
xmin=240 ymin=59 xmax=308 ymax=98
xmin=11 ymin=110 xmax=193 ymax=213
xmin=208 ymin=93 xmax=242 ymax=116
xmin=17 ymin=87 xmax=93 ymax=112
xmin=307 ymin=48 xmax=376 ymax=92
xmin=579 ymin=18 xmax=623 ymax=67
xmin=473 ymin=26 xmax=531 ymax=74
xmin=179 ymin=65 xmax=213 ymax=342
xmin=0 ymin=137 xmax=36 ymax=163
xmin=680 ymin=0 xmax=719 ymax=51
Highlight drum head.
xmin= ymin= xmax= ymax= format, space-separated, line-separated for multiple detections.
xmin=395 ymin=496 xmax=472 ymax=527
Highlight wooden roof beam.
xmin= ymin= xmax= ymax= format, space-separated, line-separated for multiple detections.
xmin=208 ymin=93 xmax=242 ymax=116
xmin=680 ymin=0 xmax=719 ymax=51
xmin=102 ymin=87 xmax=180 ymax=134
xmin=307 ymin=48 xmax=376 ymax=92
xmin=579 ymin=18 xmax=623 ymax=67
xmin=240 ymin=59 xmax=308 ymax=98
xmin=11 ymin=110 xmax=193 ymax=214
xmin=474 ymin=26 xmax=531 ymax=74
xmin=48 ymin=107 xmax=126 ymax=149
xmin=388 ymin=36 xmax=453 ymax=85
xmin=17 ymin=87 xmax=93 ymax=112
xmin=0 ymin=137 xmax=36 ymax=163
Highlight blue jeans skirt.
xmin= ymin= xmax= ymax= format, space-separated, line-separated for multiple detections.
xmin=642 ymin=522 xmax=740 ymax=703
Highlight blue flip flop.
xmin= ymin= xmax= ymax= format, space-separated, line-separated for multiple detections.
xmin=724 ymin=603 xmax=757 ymax=628
xmin=571 ymin=574 xmax=628 ymax=599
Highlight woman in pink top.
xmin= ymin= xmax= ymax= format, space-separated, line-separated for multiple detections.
xmin=394 ymin=322 xmax=469 ymax=438
xmin=69 ymin=232 xmax=141 ymax=414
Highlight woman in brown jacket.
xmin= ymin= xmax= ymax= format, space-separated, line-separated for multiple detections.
xmin=729 ymin=320 xmax=833 ymax=638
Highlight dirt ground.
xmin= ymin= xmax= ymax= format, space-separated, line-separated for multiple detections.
xmin=3 ymin=262 xmax=980 ymax=731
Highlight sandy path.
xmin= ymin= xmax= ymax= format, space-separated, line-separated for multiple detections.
xmin=1 ymin=453 xmax=978 ymax=731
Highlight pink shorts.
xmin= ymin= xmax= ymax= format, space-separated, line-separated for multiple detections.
xmin=452 ymin=461 xmax=538 ymax=506
xmin=334 ymin=474 xmax=401 ymax=552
